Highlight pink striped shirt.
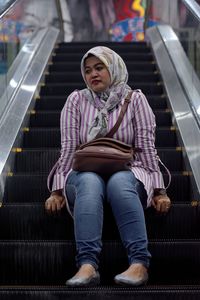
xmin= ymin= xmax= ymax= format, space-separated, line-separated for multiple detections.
xmin=47 ymin=89 xmax=166 ymax=207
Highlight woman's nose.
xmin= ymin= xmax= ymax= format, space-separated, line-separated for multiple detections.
xmin=91 ymin=69 xmax=98 ymax=77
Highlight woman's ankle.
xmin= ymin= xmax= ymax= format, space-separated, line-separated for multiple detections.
xmin=120 ymin=263 xmax=148 ymax=276
xmin=75 ymin=264 xmax=96 ymax=277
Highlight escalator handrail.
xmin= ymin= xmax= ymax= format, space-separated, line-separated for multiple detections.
xmin=147 ymin=24 xmax=200 ymax=200
xmin=0 ymin=0 xmax=19 ymax=19
xmin=182 ymin=0 xmax=200 ymax=22
xmin=0 ymin=27 xmax=59 ymax=203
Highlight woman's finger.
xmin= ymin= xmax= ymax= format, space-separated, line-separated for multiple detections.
xmin=56 ymin=198 xmax=63 ymax=210
xmin=51 ymin=200 xmax=57 ymax=212
xmin=155 ymin=200 xmax=162 ymax=212
xmin=161 ymin=199 xmax=171 ymax=213
xmin=45 ymin=198 xmax=52 ymax=211
xmin=60 ymin=198 xmax=66 ymax=208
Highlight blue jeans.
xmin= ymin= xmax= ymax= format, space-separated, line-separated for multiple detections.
xmin=65 ymin=170 xmax=151 ymax=270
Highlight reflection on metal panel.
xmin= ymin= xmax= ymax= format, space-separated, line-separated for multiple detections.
xmin=0 ymin=28 xmax=48 ymax=121
xmin=158 ymin=25 xmax=200 ymax=124
xmin=0 ymin=27 xmax=59 ymax=201
xmin=182 ymin=0 xmax=200 ymax=22
xmin=0 ymin=0 xmax=18 ymax=18
xmin=147 ymin=25 xmax=200 ymax=198
xmin=0 ymin=0 xmax=59 ymax=118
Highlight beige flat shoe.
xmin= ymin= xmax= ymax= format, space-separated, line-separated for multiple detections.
xmin=114 ymin=263 xmax=148 ymax=286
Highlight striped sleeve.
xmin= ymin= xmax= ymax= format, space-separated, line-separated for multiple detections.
xmin=133 ymin=91 xmax=165 ymax=189
xmin=47 ymin=90 xmax=80 ymax=191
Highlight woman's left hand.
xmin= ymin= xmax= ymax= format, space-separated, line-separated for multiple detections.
xmin=152 ymin=195 xmax=171 ymax=213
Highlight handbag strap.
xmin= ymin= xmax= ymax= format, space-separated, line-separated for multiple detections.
xmin=106 ymin=90 xmax=133 ymax=138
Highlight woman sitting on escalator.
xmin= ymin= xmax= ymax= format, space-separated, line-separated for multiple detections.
xmin=45 ymin=46 xmax=171 ymax=287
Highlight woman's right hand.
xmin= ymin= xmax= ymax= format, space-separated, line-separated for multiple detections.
xmin=45 ymin=191 xmax=66 ymax=213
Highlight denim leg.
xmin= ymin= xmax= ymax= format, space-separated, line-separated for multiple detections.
xmin=106 ymin=171 xmax=151 ymax=268
xmin=66 ymin=171 xmax=106 ymax=270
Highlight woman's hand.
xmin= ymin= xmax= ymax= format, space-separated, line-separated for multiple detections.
xmin=152 ymin=195 xmax=171 ymax=213
xmin=45 ymin=191 xmax=66 ymax=213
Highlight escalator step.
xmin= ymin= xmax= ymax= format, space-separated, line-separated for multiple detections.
xmin=166 ymin=172 xmax=191 ymax=202
xmin=35 ymin=95 xmax=168 ymax=111
xmin=57 ymin=41 xmax=151 ymax=51
xmin=0 ymin=204 xmax=74 ymax=240
xmin=48 ymin=62 xmax=157 ymax=72
xmin=0 ymin=240 xmax=199 ymax=285
xmin=29 ymin=110 xmax=172 ymax=128
xmin=51 ymin=53 xmax=154 ymax=62
xmin=40 ymin=83 xmax=164 ymax=96
xmin=0 ymin=203 xmax=199 ymax=240
xmin=0 ymin=286 xmax=200 ymax=300
xmin=22 ymin=128 xmax=177 ymax=148
xmin=45 ymin=71 xmax=161 ymax=84
xmin=14 ymin=149 xmax=59 ymax=174
xmin=154 ymin=111 xmax=172 ymax=126
xmin=145 ymin=204 xmax=200 ymax=239
xmin=13 ymin=148 xmax=183 ymax=173
xmin=3 ymin=173 xmax=190 ymax=203
xmin=157 ymin=148 xmax=183 ymax=171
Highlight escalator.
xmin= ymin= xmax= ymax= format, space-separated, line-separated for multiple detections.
xmin=0 ymin=41 xmax=200 ymax=299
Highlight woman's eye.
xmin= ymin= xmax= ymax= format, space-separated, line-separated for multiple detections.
xmin=96 ymin=66 xmax=103 ymax=71
xmin=85 ymin=69 xmax=91 ymax=74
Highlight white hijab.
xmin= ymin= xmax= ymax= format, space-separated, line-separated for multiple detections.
xmin=80 ymin=46 xmax=132 ymax=140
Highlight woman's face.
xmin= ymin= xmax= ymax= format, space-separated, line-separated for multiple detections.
xmin=84 ymin=56 xmax=111 ymax=93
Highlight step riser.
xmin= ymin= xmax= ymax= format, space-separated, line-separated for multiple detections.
xmin=35 ymin=97 xmax=168 ymax=111
xmin=0 ymin=242 xmax=200 ymax=285
xmin=14 ymin=149 xmax=182 ymax=173
xmin=45 ymin=73 xmax=161 ymax=84
xmin=21 ymin=129 xmax=177 ymax=148
xmin=51 ymin=54 xmax=154 ymax=62
xmin=49 ymin=63 xmax=157 ymax=72
xmin=40 ymin=84 xmax=164 ymax=96
xmin=0 ymin=205 xmax=199 ymax=240
xmin=3 ymin=174 xmax=191 ymax=203
xmin=0 ymin=289 xmax=200 ymax=300
xmin=29 ymin=112 xmax=172 ymax=128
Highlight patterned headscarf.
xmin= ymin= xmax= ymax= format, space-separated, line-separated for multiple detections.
xmin=80 ymin=46 xmax=131 ymax=140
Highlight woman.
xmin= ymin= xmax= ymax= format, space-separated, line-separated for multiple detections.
xmin=45 ymin=46 xmax=171 ymax=287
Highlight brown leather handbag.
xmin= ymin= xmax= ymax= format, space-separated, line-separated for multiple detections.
xmin=72 ymin=91 xmax=140 ymax=175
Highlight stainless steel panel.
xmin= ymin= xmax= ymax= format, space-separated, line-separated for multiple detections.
xmin=147 ymin=25 xmax=200 ymax=199
xmin=182 ymin=0 xmax=200 ymax=22
xmin=0 ymin=0 xmax=59 ymax=119
xmin=0 ymin=27 xmax=59 ymax=201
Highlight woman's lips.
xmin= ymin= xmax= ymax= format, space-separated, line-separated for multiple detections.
xmin=91 ymin=80 xmax=101 ymax=85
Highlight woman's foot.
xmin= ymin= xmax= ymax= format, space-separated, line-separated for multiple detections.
xmin=114 ymin=263 xmax=148 ymax=286
xmin=66 ymin=264 xmax=100 ymax=287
